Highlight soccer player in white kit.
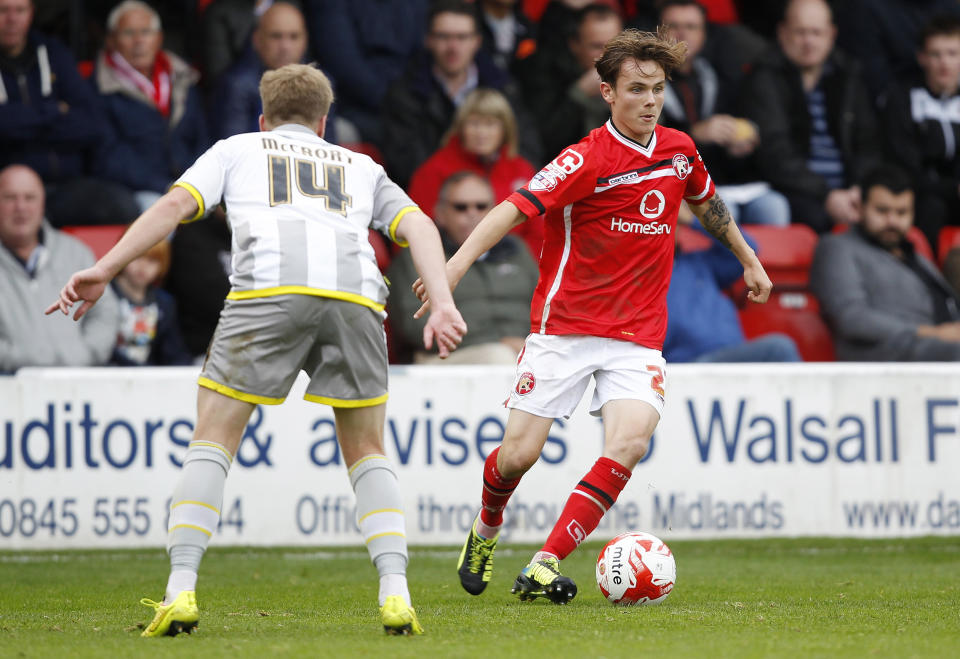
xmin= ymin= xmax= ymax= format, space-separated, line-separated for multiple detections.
xmin=416 ymin=28 xmax=773 ymax=603
xmin=47 ymin=64 xmax=466 ymax=636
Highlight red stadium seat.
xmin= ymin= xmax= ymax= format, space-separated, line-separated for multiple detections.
xmin=676 ymin=223 xmax=712 ymax=252
xmin=368 ymin=228 xmax=392 ymax=272
xmin=342 ymin=142 xmax=385 ymax=166
xmin=937 ymin=226 xmax=960 ymax=267
xmin=738 ymin=291 xmax=835 ymax=361
xmin=61 ymin=224 xmax=126 ymax=260
xmin=729 ymin=224 xmax=819 ymax=303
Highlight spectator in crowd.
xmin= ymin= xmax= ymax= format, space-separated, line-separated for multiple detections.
xmin=0 ymin=164 xmax=118 ymax=372
xmin=477 ymin=0 xmax=537 ymax=74
xmin=741 ymin=0 xmax=881 ymax=233
xmin=880 ymin=15 xmax=960 ymax=250
xmin=201 ymin=0 xmax=280 ymax=88
xmin=381 ymin=0 xmax=540 ymax=189
xmin=110 ymin=235 xmax=192 ymax=366
xmin=810 ymin=165 xmax=960 ymax=361
xmin=407 ymin=88 xmax=540 ymax=256
xmin=163 ymin=209 xmax=232 ymax=359
xmin=93 ymin=0 xmax=209 ymax=210
xmin=305 ymin=0 xmax=428 ymax=145
xmin=516 ymin=3 xmax=622 ymax=161
xmin=659 ymin=0 xmax=789 ymax=227
xmin=535 ymin=0 xmax=625 ymax=57
xmin=664 ymin=219 xmax=801 ymax=362
xmin=210 ymin=1 xmax=336 ymax=142
xmin=836 ymin=0 xmax=960 ymax=102
xmin=0 ymin=0 xmax=139 ymax=227
xmin=388 ymin=172 xmax=537 ymax=364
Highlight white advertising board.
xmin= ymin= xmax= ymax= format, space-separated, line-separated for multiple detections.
xmin=1 ymin=364 xmax=958 ymax=550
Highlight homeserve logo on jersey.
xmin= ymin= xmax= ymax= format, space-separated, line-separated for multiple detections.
xmin=528 ymin=148 xmax=584 ymax=191
xmin=610 ymin=190 xmax=671 ymax=236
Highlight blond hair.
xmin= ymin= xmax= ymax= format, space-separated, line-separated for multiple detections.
xmin=443 ymin=88 xmax=519 ymax=158
xmin=595 ymin=27 xmax=688 ymax=85
xmin=259 ymin=63 xmax=334 ymax=128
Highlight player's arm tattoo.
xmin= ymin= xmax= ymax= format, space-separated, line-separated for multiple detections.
xmin=699 ymin=196 xmax=732 ymax=249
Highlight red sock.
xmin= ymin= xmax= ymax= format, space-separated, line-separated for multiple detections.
xmin=479 ymin=447 xmax=520 ymax=528
xmin=541 ymin=457 xmax=632 ymax=560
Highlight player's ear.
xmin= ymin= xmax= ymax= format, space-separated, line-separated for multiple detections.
xmin=600 ymin=81 xmax=615 ymax=103
xmin=317 ymin=115 xmax=328 ymax=139
xmin=258 ymin=115 xmax=266 ymax=132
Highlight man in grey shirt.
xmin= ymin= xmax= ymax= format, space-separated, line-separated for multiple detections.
xmin=810 ymin=164 xmax=960 ymax=361
xmin=0 ymin=164 xmax=118 ymax=373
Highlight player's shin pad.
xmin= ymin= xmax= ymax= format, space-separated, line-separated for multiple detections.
xmin=167 ymin=441 xmax=233 ymax=561
xmin=349 ymin=454 xmax=408 ymax=575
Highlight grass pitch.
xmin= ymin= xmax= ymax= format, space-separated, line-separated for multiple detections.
xmin=1 ymin=537 xmax=958 ymax=658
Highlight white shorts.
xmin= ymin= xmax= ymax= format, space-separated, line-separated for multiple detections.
xmin=507 ymin=334 xmax=666 ymax=419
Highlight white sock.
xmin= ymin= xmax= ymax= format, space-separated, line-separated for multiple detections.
xmin=531 ymin=550 xmax=558 ymax=565
xmin=165 ymin=569 xmax=197 ymax=603
xmin=379 ymin=573 xmax=411 ymax=607
xmin=475 ymin=515 xmax=500 ymax=541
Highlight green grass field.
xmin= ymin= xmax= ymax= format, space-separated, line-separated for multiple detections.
xmin=1 ymin=537 xmax=958 ymax=658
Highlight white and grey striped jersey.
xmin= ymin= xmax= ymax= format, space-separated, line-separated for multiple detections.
xmin=174 ymin=124 xmax=416 ymax=312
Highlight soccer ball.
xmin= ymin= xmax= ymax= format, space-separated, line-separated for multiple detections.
xmin=596 ymin=532 xmax=676 ymax=605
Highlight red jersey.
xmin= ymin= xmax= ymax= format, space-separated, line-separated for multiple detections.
xmin=507 ymin=120 xmax=715 ymax=349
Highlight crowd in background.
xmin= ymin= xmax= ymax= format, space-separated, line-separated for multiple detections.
xmin=3 ymin=0 xmax=960 ymax=372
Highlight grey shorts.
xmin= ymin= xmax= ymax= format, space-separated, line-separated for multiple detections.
xmin=199 ymin=294 xmax=388 ymax=407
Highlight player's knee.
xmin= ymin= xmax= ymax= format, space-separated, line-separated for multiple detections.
xmin=497 ymin=445 xmax=539 ymax=480
xmin=608 ymin=432 xmax=652 ymax=465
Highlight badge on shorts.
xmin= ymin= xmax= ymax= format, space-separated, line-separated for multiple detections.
xmin=515 ymin=372 xmax=536 ymax=395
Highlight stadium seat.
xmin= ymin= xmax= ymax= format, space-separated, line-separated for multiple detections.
xmin=831 ymin=223 xmax=935 ymax=262
xmin=937 ymin=226 xmax=960 ymax=267
xmin=676 ymin=223 xmax=712 ymax=252
xmin=61 ymin=224 xmax=126 ymax=260
xmin=728 ymin=224 xmax=819 ymax=303
xmin=738 ymin=291 xmax=835 ymax=361
xmin=342 ymin=142 xmax=386 ymax=166
xmin=368 ymin=228 xmax=392 ymax=272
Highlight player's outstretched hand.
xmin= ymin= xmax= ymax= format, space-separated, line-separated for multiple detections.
xmin=411 ymin=276 xmax=430 ymax=319
xmin=44 ymin=265 xmax=110 ymax=321
xmin=422 ymin=301 xmax=467 ymax=358
xmin=743 ymin=260 xmax=773 ymax=304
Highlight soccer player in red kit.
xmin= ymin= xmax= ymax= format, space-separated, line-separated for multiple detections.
xmin=416 ymin=27 xmax=772 ymax=603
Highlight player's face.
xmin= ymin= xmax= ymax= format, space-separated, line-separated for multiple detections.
xmin=0 ymin=168 xmax=44 ymax=250
xmin=569 ymin=15 xmax=622 ymax=72
xmin=426 ymin=13 xmax=481 ymax=78
xmin=777 ymin=1 xmax=835 ymax=71
xmin=601 ymin=59 xmax=665 ymax=143
xmin=919 ymin=35 xmax=960 ymax=95
xmin=436 ymin=178 xmax=494 ymax=246
xmin=254 ymin=6 xmax=308 ymax=70
xmin=661 ymin=6 xmax=706 ymax=59
xmin=461 ymin=114 xmax=505 ymax=157
xmin=861 ymin=186 xmax=914 ymax=250
xmin=0 ymin=0 xmax=32 ymax=54
xmin=109 ymin=8 xmax=162 ymax=75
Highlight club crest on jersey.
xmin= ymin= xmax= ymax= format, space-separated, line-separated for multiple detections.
xmin=528 ymin=148 xmax=584 ymax=192
xmin=515 ymin=371 xmax=536 ymax=395
xmin=672 ymin=153 xmax=691 ymax=180
xmin=639 ymin=189 xmax=666 ymax=219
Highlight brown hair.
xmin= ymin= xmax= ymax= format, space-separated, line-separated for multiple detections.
xmin=259 ymin=63 xmax=334 ymax=127
xmin=595 ymin=26 xmax=688 ymax=86
xmin=443 ymin=88 xmax=519 ymax=157
xmin=121 ymin=223 xmax=171 ymax=282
